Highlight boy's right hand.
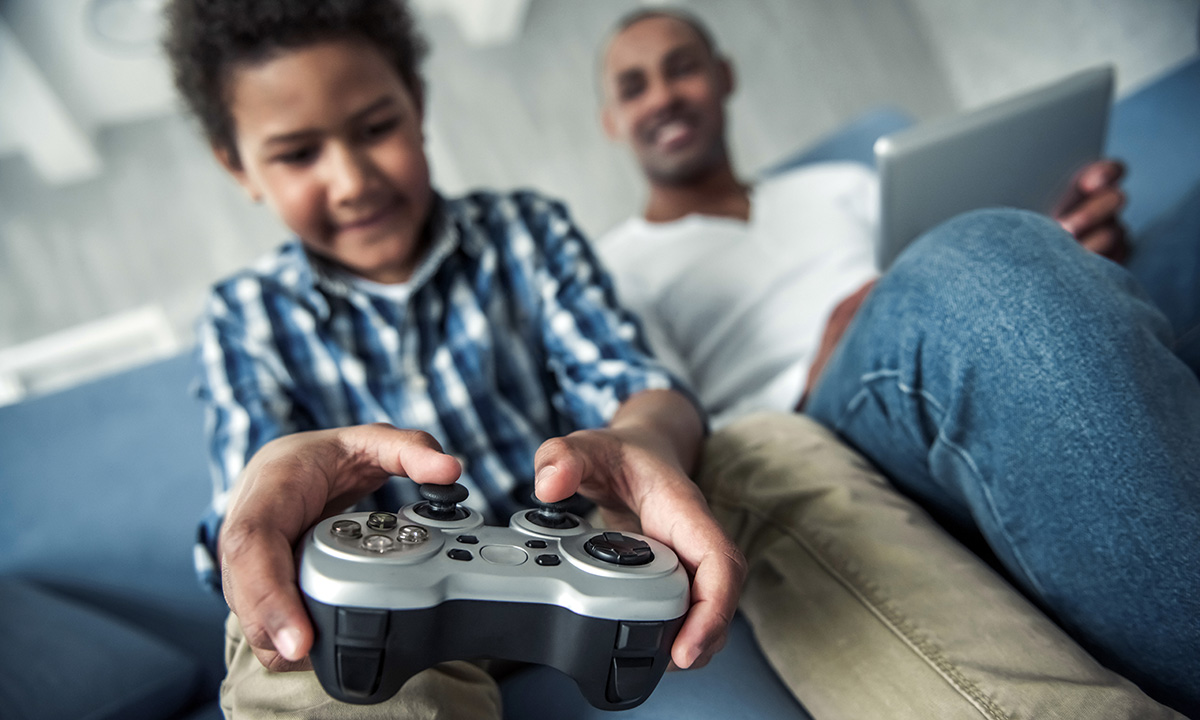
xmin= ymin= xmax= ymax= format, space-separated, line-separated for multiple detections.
xmin=217 ymin=424 xmax=462 ymax=672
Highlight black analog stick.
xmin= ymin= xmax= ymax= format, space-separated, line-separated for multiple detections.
xmin=415 ymin=483 xmax=470 ymax=521
xmin=527 ymin=492 xmax=580 ymax=530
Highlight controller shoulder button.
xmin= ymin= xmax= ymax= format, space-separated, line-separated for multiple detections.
xmin=336 ymin=608 xmax=389 ymax=641
xmin=615 ymin=621 xmax=664 ymax=651
xmin=606 ymin=656 xmax=657 ymax=704
xmin=337 ymin=646 xmax=384 ymax=697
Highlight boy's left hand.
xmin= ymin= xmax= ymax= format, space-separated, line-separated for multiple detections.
xmin=532 ymin=393 xmax=746 ymax=672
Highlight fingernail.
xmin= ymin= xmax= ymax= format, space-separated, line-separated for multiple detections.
xmin=275 ymin=626 xmax=301 ymax=660
xmin=535 ymin=465 xmax=557 ymax=490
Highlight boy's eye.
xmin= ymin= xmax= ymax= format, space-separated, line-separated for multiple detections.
xmin=275 ymin=146 xmax=318 ymax=166
xmin=362 ymin=117 xmax=400 ymax=141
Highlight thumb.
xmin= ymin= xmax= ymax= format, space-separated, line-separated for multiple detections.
xmin=532 ymin=436 xmax=589 ymax=503
xmin=341 ymin=424 xmax=463 ymax=485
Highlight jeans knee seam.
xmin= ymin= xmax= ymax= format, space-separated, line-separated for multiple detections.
xmin=709 ymin=493 xmax=1013 ymax=720
xmin=843 ymin=369 xmax=1051 ymax=602
xmin=929 ymin=431 xmax=1050 ymax=600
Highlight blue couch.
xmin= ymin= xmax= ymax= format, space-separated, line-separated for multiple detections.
xmin=1 ymin=55 xmax=1196 ymax=720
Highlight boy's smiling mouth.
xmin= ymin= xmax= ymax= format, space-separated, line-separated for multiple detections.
xmin=336 ymin=199 xmax=401 ymax=233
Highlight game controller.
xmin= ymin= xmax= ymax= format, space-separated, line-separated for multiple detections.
xmin=298 ymin=482 xmax=690 ymax=710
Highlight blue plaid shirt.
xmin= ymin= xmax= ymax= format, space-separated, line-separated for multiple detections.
xmin=193 ymin=190 xmax=690 ymax=592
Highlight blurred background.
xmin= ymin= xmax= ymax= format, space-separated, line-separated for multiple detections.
xmin=1 ymin=0 xmax=1197 ymax=403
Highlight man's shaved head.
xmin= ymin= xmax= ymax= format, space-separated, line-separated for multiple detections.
xmin=599 ymin=8 xmax=734 ymax=188
xmin=609 ymin=7 xmax=719 ymax=59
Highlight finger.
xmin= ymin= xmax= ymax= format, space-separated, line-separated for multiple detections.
xmin=1080 ymin=223 xmax=1130 ymax=262
xmin=1076 ymin=158 xmax=1125 ymax=194
xmin=532 ymin=436 xmax=591 ymax=503
xmin=670 ymin=543 xmax=746 ymax=669
xmin=251 ymin=646 xmax=315 ymax=673
xmin=1058 ymin=186 xmax=1125 ymax=238
xmin=1054 ymin=159 xmax=1125 ymax=218
xmin=221 ymin=521 xmax=314 ymax=662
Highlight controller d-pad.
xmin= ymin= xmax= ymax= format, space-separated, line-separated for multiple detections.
xmin=584 ymin=532 xmax=654 ymax=566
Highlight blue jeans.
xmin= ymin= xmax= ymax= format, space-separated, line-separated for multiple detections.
xmin=805 ymin=209 xmax=1200 ymax=717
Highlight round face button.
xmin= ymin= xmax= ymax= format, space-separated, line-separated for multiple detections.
xmin=332 ymin=520 xmax=363 ymax=539
xmin=479 ymin=545 xmax=529 ymax=566
xmin=366 ymin=512 xmax=398 ymax=531
xmin=361 ymin=535 xmax=395 ymax=553
xmin=397 ymin=525 xmax=430 ymax=544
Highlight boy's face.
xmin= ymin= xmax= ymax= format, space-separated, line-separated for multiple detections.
xmin=219 ymin=39 xmax=432 ymax=284
xmin=601 ymin=16 xmax=732 ymax=186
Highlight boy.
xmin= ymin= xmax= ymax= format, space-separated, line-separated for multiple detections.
xmin=163 ymin=1 xmax=744 ymax=716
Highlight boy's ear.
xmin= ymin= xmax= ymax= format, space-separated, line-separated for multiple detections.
xmin=212 ymin=144 xmax=263 ymax=202
xmin=412 ymin=77 xmax=427 ymax=119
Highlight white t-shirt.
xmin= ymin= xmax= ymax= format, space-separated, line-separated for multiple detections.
xmin=597 ymin=162 xmax=879 ymax=428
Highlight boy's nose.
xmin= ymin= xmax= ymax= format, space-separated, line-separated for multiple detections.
xmin=327 ymin=144 xmax=373 ymax=204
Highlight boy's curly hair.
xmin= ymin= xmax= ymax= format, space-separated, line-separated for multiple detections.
xmin=163 ymin=0 xmax=428 ymax=168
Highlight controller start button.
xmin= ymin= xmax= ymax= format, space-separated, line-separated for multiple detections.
xmin=585 ymin=532 xmax=654 ymax=566
xmin=480 ymin=545 xmax=528 ymax=566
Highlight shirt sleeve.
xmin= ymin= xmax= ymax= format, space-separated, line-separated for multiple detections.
xmin=520 ymin=194 xmax=706 ymax=431
xmin=192 ymin=280 xmax=301 ymax=594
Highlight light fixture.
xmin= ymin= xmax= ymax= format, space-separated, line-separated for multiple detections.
xmin=85 ymin=0 xmax=164 ymax=54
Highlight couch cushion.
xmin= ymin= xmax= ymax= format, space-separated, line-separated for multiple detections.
xmin=0 ymin=353 xmax=208 ymax=596
xmin=761 ymin=107 xmax=914 ymax=177
xmin=1107 ymin=55 xmax=1200 ymax=235
xmin=0 ymin=352 xmax=228 ymax=683
xmin=0 ymin=579 xmax=202 ymax=720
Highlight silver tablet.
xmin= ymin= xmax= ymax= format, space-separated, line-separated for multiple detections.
xmin=874 ymin=65 xmax=1114 ymax=270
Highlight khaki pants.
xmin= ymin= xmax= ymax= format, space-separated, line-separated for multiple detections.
xmin=222 ymin=611 xmax=503 ymax=719
xmin=222 ymin=413 xmax=1179 ymax=719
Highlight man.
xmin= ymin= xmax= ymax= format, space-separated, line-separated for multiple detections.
xmin=596 ymin=8 xmax=1200 ymax=716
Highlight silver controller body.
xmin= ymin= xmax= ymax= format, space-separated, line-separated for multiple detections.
xmin=298 ymin=493 xmax=690 ymax=710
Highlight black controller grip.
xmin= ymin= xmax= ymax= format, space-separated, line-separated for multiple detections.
xmin=305 ymin=597 xmax=684 ymax=710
